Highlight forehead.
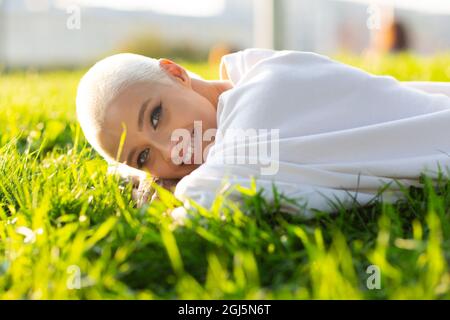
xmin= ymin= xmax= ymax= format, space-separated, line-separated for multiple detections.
xmin=97 ymin=126 xmax=135 ymax=164
xmin=97 ymin=83 xmax=155 ymax=159
xmin=112 ymin=81 xmax=159 ymax=108
xmin=104 ymin=81 xmax=162 ymax=125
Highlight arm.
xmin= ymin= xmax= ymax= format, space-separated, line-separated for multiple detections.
xmin=401 ymin=81 xmax=450 ymax=98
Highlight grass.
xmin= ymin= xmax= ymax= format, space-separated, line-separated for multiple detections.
xmin=1 ymin=53 xmax=450 ymax=299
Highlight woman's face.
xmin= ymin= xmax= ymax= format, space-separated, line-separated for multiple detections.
xmin=97 ymin=62 xmax=217 ymax=179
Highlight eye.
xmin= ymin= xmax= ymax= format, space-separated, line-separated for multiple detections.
xmin=137 ymin=148 xmax=150 ymax=169
xmin=150 ymin=105 xmax=162 ymax=129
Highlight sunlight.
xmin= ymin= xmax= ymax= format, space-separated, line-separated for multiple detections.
xmin=337 ymin=0 xmax=450 ymax=15
xmin=54 ymin=0 xmax=226 ymax=17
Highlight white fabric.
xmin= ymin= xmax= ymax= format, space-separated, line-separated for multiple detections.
xmin=174 ymin=48 xmax=450 ymax=217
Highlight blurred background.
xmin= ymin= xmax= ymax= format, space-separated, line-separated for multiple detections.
xmin=0 ymin=1 xmax=450 ymax=300
xmin=0 ymin=0 xmax=449 ymax=71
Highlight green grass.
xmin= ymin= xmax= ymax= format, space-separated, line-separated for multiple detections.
xmin=1 ymin=53 xmax=450 ymax=299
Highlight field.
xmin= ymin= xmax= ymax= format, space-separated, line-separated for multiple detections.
xmin=1 ymin=53 xmax=450 ymax=299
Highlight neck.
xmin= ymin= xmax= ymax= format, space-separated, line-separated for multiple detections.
xmin=190 ymin=78 xmax=233 ymax=111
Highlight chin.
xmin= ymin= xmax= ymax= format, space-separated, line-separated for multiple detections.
xmin=183 ymin=162 xmax=201 ymax=173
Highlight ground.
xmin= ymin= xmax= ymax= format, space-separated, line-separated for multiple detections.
xmin=0 ymin=54 xmax=450 ymax=299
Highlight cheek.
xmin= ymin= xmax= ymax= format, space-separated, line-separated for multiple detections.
xmin=151 ymin=164 xmax=186 ymax=180
xmin=192 ymin=100 xmax=217 ymax=124
xmin=184 ymin=93 xmax=214 ymax=115
xmin=173 ymin=104 xmax=214 ymax=129
xmin=148 ymin=154 xmax=177 ymax=177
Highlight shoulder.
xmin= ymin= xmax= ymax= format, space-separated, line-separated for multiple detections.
xmin=229 ymin=49 xmax=336 ymax=79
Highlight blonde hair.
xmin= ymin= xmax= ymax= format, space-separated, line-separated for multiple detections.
xmin=76 ymin=53 xmax=177 ymax=163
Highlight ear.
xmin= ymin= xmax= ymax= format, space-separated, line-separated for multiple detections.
xmin=159 ymin=58 xmax=191 ymax=86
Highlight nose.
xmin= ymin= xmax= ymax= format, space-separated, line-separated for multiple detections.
xmin=160 ymin=134 xmax=185 ymax=164
xmin=148 ymin=129 xmax=191 ymax=166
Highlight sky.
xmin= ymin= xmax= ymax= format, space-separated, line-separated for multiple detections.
xmin=21 ymin=0 xmax=450 ymax=16
xmin=337 ymin=0 xmax=450 ymax=15
xmin=53 ymin=0 xmax=226 ymax=17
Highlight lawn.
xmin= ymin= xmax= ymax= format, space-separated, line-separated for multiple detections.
xmin=1 ymin=53 xmax=450 ymax=299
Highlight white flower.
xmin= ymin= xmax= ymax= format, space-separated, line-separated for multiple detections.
xmin=170 ymin=206 xmax=189 ymax=226
xmin=15 ymin=226 xmax=36 ymax=244
xmin=15 ymin=226 xmax=44 ymax=244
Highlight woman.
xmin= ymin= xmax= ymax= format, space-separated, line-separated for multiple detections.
xmin=76 ymin=48 xmax=450 ymax=217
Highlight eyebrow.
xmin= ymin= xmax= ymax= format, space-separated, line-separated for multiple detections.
xmin=138 ymin=98 xmax=152 ymax=131
xmin=126 ymin=98 xmax=152 ymax=166
xmin=127 ymin=148 xmax=137 ymax=167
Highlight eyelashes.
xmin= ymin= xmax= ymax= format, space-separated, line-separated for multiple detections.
xmin=137 ymin=104 xmax=162 ymax=169
xmin=150 ymin=105 xmax=162 ymax=129
xmin=137 ymin=148 xmax=149 ymax=169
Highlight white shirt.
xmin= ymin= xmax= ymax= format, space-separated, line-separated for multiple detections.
xmin=174 ymin=48 xmax=450 ymax=217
